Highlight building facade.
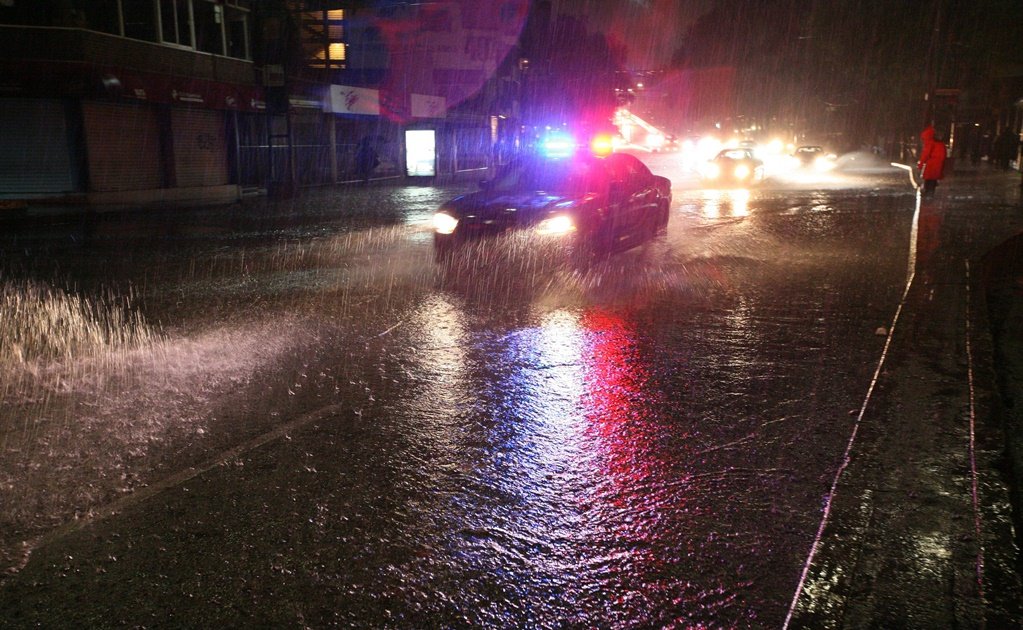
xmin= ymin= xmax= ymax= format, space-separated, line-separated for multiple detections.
xmin=0 ymin=0 xmax=528 ymax=210
xmin=0 ymin=0 xmax=258 ymax=208
xmin=271 ymin=1 xmax=528 ymax=192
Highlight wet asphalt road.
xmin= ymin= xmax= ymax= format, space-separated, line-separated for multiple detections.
xmin=1 ymin=154 xmax=1021 ymax=627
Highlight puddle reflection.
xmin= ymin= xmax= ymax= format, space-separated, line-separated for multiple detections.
xmin=700 ymin=189 xmax=750 ymax=218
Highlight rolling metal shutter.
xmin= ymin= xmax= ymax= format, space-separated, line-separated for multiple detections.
xmin=171 ymin=108 xmax=229 ymax=187
xmin=0 ymin=98 xmax=77 ymax=194
xmin=82 ymin=101 xmax=163 ymax=192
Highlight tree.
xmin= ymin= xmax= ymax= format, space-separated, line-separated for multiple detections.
xmin=518 ymin=6 xmax=632 ymax=130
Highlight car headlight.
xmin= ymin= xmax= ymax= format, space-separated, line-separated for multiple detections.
xmin=432 ymin=211 xmax=459 ymax=235
xmin=536 ymin=214 xmax=576 ymax=236
xmin=734 ymin=164 xmax=751 ymax=180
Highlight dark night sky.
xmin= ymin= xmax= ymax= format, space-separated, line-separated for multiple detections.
xmin=550 ymin=0 xmax=1023 ymax=140
xmin=551 ymin=0 xmax=717 ymax=70
xmin=554 ymin=0 xmax=1023 ymax=77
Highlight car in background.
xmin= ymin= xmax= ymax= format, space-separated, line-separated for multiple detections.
xmin=650 ymin=134 xmax=681 ymax=153
xmin=791 ymin=145 xmax=838 ymax=171
xmin=700 ymin=148 xmax=765 ymax=186
xmin=432 ymin=150 xmax=671 ymax=262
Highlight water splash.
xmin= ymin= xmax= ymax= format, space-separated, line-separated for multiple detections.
xmin=0 ymin=279 xmax=157 ymax=369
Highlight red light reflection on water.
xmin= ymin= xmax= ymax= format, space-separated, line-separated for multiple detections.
xmin=454 ymin=306 xmax=745 ymax=624
xmin=579 ymin=309 xmax=663 ymax=497
xmin=575 ymin=309 xmax=729 ymax=624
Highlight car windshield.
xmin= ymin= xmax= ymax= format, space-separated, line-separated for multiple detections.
xmin=489 ymin=158 xmax=606 ymax=194
xmin=717 ymin=149 xmax=751 ymax=161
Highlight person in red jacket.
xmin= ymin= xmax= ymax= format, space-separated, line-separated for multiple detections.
xmin=917 ymin=126 xmax=947 ymax=196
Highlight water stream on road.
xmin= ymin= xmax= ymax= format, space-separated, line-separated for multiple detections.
xmin=1 ymin=173 xmax=952 ymax=625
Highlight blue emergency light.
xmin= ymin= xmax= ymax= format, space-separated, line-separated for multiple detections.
xmin=539 ymin=130 xmax=577 ymax=159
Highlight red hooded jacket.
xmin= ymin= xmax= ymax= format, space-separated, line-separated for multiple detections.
xmin=917 ymin=126 xmax=946 ymax=180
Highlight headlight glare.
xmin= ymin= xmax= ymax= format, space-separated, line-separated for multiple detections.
xmin=433 ymin=212 xmax=459 ymax=235
xmin=536 ymin=214 xmax=576 ymax=236
xmin=814 ymin=156 xmax=835 ymax=172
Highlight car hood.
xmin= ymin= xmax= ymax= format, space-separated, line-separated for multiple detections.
xmin=439 ymin=190 xmax=587 ymax=224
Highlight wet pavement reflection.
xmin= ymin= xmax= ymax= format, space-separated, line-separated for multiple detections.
xmin=1 ymin=165 xmax=1021 ymax=626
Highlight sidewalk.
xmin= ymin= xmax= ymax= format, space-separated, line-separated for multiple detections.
xmin=984 ymin=230 xmax=1023 ymax=558
xmin=790 ymin=167 xmax=1023 ymax=628
xmin=965 ymin=166 xmax=1023 ymax=519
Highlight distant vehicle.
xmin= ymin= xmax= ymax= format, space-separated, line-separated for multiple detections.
xmin=792 ymin=145 xmax=837 ymax=171
xmin=653 ymin=134 xmax=681 ymax=153
xmin=700 ymin=148 xmax=765 ymax=185
xmin=433 ymin=149 xmax=671 ymax=262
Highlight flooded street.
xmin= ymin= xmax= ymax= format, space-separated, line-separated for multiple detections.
xmin=1 ymin=156 xmax=1021 ymax=627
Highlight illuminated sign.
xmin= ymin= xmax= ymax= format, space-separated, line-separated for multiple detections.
xmin=411 ymin=93 xmax=447 ymax=118
xmin=406 ymin=129 xmax=436 ymax=177
xmin=326 ymin=85 xmax=380 ymax=115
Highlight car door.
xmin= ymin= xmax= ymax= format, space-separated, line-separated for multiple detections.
xmin=607 ymin=154 xmax=658 ymax=243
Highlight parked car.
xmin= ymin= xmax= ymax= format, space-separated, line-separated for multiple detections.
xmin=433 ymin=151 xmax=671 ymax=262
xmin=700 ymin=148 xmax=765 ymax=185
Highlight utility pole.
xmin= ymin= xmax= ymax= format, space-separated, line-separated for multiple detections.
xmin=926 ymin=0 xmax=963 ymax=165
xmin=922 ymin=0 xmax=943 ymax=127
xmin=258 ymin=1 xmax=296 ymax=199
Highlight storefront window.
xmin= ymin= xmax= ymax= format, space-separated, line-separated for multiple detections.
xmin=455 ymin=128 xmax=490 ymax=171
xmin=406 ymin=129 xmax=437 ymax=177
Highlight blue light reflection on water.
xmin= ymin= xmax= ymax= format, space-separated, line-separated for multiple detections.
xmin=420 ymin=306 xmax=739 ymax=625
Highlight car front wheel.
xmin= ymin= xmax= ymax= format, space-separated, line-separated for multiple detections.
xmin=655 ymin=202 xmax=669 ymax=234
xmin=570 ymin=222 xmax=613 ymax=268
